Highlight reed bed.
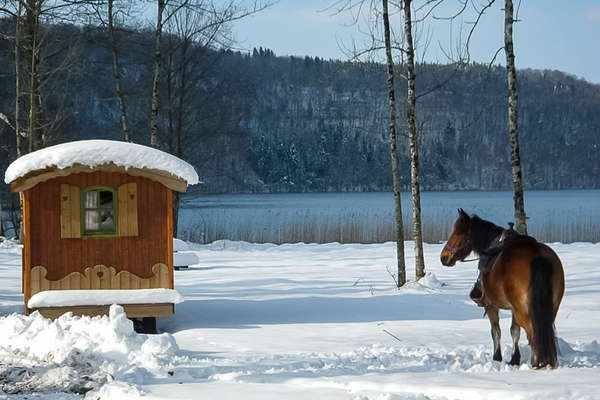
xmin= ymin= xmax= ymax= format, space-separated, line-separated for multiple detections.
xmin=179 ymin=206 xmax=598 ymax=244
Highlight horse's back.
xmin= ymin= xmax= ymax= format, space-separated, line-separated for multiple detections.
xmin=487 ymin=236 xmax=564 ymax=312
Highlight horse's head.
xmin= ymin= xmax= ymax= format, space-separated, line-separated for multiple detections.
xmin=440 ymin=208 xmax=473 ymax=266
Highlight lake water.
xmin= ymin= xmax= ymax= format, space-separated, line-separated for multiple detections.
xmin=178 ymin=190 xmax=600 ymax=244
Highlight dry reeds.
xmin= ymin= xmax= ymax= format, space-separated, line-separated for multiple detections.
xmin=180 ymin=208 xmax=598 ymax=244
xmin=178 ymin=192 xmax=600 ymax=244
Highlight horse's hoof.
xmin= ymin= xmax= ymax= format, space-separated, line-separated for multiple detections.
xmin=493 ymin=350 xmax=502 ymax=362
xmin=509 ymin=351 xmax=521 ymax=366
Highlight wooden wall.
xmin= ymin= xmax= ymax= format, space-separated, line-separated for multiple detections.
xmin=22 ymin=171 xmax=173 ymax=305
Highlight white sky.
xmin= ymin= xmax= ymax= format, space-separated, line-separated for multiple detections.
xmin=231 ymin=0 xmax=600 ymax=84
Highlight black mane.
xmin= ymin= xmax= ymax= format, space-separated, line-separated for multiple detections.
xmin=469 ymin=215 xmax=504 ymax=254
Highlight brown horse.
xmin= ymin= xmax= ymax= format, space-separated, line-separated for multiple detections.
xmin=440 ymin=209 xmax=565 ymax=368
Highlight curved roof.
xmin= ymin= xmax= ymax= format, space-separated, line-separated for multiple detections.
xmin=5 ymin=140 xmax=199 ymax=192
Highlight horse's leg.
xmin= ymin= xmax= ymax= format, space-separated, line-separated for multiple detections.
xmin=486 ymin=306 xmax=502 ymax=362
xmin=512 ymin=308 xmax=535 ymax=366
xmin=509 ymin=313 xmax=521 ymax=365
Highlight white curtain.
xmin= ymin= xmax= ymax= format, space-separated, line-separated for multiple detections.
xmin=85 ymin=192 xmax=99 ymax=230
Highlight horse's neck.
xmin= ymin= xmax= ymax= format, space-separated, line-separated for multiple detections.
xmin=473 ymin=235 xmax=502 ymax=256
xmin=470 ymin=218 xmax=504 ymax=255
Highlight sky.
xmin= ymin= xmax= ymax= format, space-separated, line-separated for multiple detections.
xmin=232 ymin=0 xmax=600 ymax=84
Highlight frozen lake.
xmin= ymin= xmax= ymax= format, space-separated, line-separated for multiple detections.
xmin=178 ymin=190 xmax=600 ymax=244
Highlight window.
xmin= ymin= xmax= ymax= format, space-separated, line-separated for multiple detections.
xmin=82 ymin=187 xmax=117 ymax=236
xmin=60 ymin=183 xmax=137 ymax=239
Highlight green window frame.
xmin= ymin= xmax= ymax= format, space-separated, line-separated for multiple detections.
xmin=81 ymin=186 xmax=118 ymax=237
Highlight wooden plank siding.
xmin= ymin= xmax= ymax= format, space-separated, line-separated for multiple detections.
xmin=23 ymin=172 xmax=173 ymax=309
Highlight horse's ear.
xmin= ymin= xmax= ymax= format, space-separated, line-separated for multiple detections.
xmin=458 ymin=208 xmax=468 ymax=218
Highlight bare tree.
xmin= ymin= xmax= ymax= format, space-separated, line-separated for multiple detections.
xmin=0 ymin=131 xmax=4 ymax=236
xmin=25 ymin=0 xmax=41 ymax=152
xmin=447 ymin=0 xmax=526 ymax=233
xmin=504 ymin=0 xmax=526 ymax=234
xmin=149 ymin=0 xmax=271 ymax=149
xmin=163 ymin=2 xmax=226 ymax=236
xmin=335 ymin=0 xmax=496 ymax=282
xmin=401 ymin=0 xmax=425 ymax=279
xmin=461 ymin=0 xmax=527 ymax=233
xmin=157 ymin=0 xmax=272 ymax=234
xmin=1 ymin=0 xmax=86 ymax=152
xmin=2 ymin=0 xmax=86 ymax=240
xmin=88 ymin=0 xmax=137 ymax=141
xmin=0 ymin=198 xmax=4 ymax=237
xmin=331 ymin=0 xmax=411 ymax=285
xmin=393 ymin=0 xmax=487 ymax=280
xmin=332 ymin=0 xmax=474 ymax=283
xmin=382 ymin=0 xmax=406 ymax=287
xmin=107 ymin=0 xmax=131 ymax=141
xmin=14 ymin=0 xmax=23 ymax=157
xmin=149 ymin=0 xmax=166 ymax=148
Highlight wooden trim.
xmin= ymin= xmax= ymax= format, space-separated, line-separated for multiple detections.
xmin=29 ymin=264 xmax=170 ymax=296
xmin=167 ymin=189 xmax=174 ymax=289
xmin=60 ymin=184 xmax=70 ymax=238
xmin=22 ymin=191 xmax=31 ymax=299
xmin=32 ymin=303 xmax=174 ymax=319
xmin=118 ymin=184 xmax=128 ymax=235
xmin=70 ymin=185 xmax=81 ymax=237
xmin=10 ymin=163 xmax=188 ymax=193
xmin=118 ymin=183 xmax=138 ymax=237
xmin=127 ymin=183 xmax=138 ymax=236
xmin=60 ymin=184 xmax=82 ymax=239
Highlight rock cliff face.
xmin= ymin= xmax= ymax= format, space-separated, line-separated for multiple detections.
xmin=1 ymin=25 xmax=599 ymax=194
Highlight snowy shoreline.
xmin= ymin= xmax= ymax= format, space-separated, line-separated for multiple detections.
xmin=1 ymin=240 xmax=599 ymax=399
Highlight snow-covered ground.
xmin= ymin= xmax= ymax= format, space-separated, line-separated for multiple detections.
xmin=0 ymin=238 xmax=599 ymax=399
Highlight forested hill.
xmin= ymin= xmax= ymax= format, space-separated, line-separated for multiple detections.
xmin=1 ymin=23 xmax=599 ymax=193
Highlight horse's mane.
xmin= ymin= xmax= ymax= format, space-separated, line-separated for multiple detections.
xmin=469 ymin=215 xmax=504 ymax=254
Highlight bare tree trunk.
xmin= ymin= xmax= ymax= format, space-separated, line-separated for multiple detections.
xmin=10 ymin=195 xmax=22 ymax=242
xmin=402 ymin=0 xmax=425 ymax=280
xmin=504 ymin=0 xmax=527 ymax=235
xmin=26 ymin=0 xmax=40 ymax=153
xmin=15 ymin=1 xmax=24 ymax=242
xmin=175 ymin=41 xmax=188 ymax=158
xmin=15 ymin=0 xmax=23 ymax=158
xmin=166 ymin=47 xmax=174 ymax=153
xmin=108 ymin=0 xmax=131 ymax=142
xmin=0 ymin=197 xmax=4 ymax=238
xmin=150 ymin=0 xmax=165 ymax=148
xmin=382 ymin=0 xmax=406 ymax=287
xmin=164 ymin=47 xmax=181 ymax=237
xmin=171 ymin=40 xmax=189 ymax=239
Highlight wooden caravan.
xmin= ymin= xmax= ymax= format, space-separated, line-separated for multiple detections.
xmin=5 ymin=140 xmax=198 ymax=319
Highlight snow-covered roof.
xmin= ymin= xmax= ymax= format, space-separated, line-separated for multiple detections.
xmin=28 ymin=288 xmax=184 ymax=308
xmin=5 ymin=140 xmax=199 ymax=190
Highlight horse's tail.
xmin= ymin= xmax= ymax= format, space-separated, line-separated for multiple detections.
xmin=529 ymin=257 xmax=558 ymax=368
